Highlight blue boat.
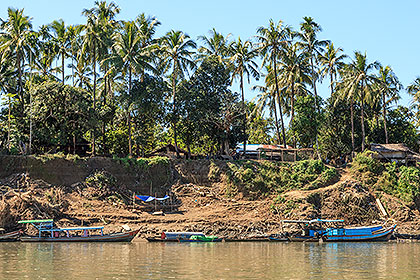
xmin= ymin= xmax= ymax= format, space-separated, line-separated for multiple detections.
xmin=279 ymin=219 xmax=396 ymax=242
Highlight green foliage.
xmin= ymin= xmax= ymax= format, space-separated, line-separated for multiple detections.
xmin=112 ymin=155 xmax=169 ymax=169
xmin=225 ymin=159 xmax=335 ymax=200
xmin=350 ymin=151 xmax=384 ymax=184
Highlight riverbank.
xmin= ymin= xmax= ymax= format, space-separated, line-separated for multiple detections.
xmin=0 ymin=154 xmax=419 ymax=239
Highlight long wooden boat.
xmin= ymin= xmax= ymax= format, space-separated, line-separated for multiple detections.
xmin=282 ymin=219 xmax=396 ymax=242
xmin=0 ymin=230 xmax=21 ymax=242
xmin=18 ymin=219 xmax=139 ymax=242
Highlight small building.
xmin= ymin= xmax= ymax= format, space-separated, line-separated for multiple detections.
xmin=236 ymin=144 xmax=314 ymax=161
xmin=370 ymin=143 xmax=420 ymax=166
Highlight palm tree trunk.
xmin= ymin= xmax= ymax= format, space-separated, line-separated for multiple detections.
xmin=350 ymin=97 xmax=355 ymax=158
xmin=7 ymin=96 xmax=11 ymax=151
xmin=361 ymin=85 xmax=366 ymax=151
xmin=172 ymin=64 xmax=180 ymax=158
xmin=272 ymin=57 xmax=287 ymax=148
xmin=290 ymin=81 xmax=295 ymax=148
xmin=92 ymin=42 xmax=96 ymax=156
xmin=272 ymin=98 xmax=281 ymax=145
xmin=310 ymin=54 xmax=321 ymax=159
xmin=382 ymin=93 xmax=388 ymax=144
xmin=240 ymin=73 xmax=247 ymax=154
xmin=330 ymin=71 xmax=334 ymax=96
xmin=128 ymin=67 xmax=132 ymax=157
xmin=62 ymin=52 xmax=65 ymax=85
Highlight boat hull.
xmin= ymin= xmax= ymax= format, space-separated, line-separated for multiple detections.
xmin=0 ymin=230 xmax=21 ymax=242
xmin=288 ymin=225 xmax=396 ymax=242
xmin=20 ymin=229 xmax=139 ymax=242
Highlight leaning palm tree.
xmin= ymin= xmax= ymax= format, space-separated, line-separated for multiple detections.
xmin=407 ymin=77 xmax=420 ymax=127
xmin=256 ymin=19 xmax=292 ymax=147
xmin=0 ymin=8 xmax=33 ymax=106
xmin=160 ymin=30 xmax=196 ymax=157
xmin=228 ymin=37 xmax=259 ymax=153
xmin=374 ymin=65 xmax=401 ymax=143
xmin=337 ymin=51 xmax=380 ymax=153
xmin=319 ymin=42 xmax=347 ymax=96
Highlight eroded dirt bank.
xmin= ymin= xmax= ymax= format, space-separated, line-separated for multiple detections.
xmin=0 ymin=155 xmax=419 ymax=239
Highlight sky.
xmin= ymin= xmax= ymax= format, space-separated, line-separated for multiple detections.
xmin=1 ymin=0 xmax=419 ymax=107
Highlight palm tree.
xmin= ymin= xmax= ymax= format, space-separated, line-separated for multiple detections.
xmin=228 ymin=37 xmax=259 ymax=153
xmin=160 ymin=30 xmax=196 ymax=157
xmin=82 ymin=1 xmax=119 ymax=155
xmin=106 ymin=20 xmax=154 ymax=157
xmin=49 ymin=19 xmax=71 ymax=84
xmin=256 ymin=19 xmax=292 ymax=147
xmin=0 ymin=8 xmax=33 ymax=107
xmin=319 ymin=42 xmax=347 ymax=96
xmin=296 ymin=17 xmax=329 ymax=109
xmin=407 ymin=78 xmax=420 ymax=127
xmin=337 ymin=51 xmax=380 ymax=153
xmin=278 ymin=42 xmax=311 ymax=142
xmin=134 ymin=13 xmax=160 ymax=83
xmin=375 ymin=66 xmax=401 ymax=143
xmin=198 ymin=28 xmax=231 ymax=64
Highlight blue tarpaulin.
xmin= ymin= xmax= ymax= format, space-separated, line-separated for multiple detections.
xmin=135 ymin=195 xmax=169 ymax=202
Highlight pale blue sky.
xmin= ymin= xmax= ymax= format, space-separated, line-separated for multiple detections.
xmin=1 ymin=0 xmax=418 ymax=107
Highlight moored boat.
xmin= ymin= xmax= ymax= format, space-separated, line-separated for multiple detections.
xmin=0 ymin=229 xmax=21 ymax=242
xmin=18 ymin=219 xmax=139 ymax=242
xmin=283 ymin=219 xmax=396 ymax=242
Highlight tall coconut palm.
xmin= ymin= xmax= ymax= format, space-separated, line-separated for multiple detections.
xmin=49 ymin=19 xmax=71 ymax=84
xmin=0 ymin=8 xmax=33 ymax=107
xmin=106 ymin=20 xmax=154 ymax=156
xmin=228 ymin=37 xmax=259 ymax=153
xmin=375 ymin=66 xmax=401 ymax=143
xmin=256 ymin=19 xmax=292 ymax=147
xmin=407 ymin=77 xmax=420 ymax=127
xmin=135 ymin=13 xmax=160 ymax=81
xmin=296 ymin=17 xmax=329 ymax=108
xmin=337 ymin=51 xmax=380 ymax=153
xmin=160 ymin=30 xmax=196 ymax=157
xmin=198 ymin=28 xmax=231 ymax=64
xmin=319 ymin=42 xmax=347 ymax=96
xmin=278 ymin=42 xmax=311 ymax=139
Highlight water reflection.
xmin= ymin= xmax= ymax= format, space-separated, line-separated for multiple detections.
xmin=0 ymin=242 xmax=419 ymax=279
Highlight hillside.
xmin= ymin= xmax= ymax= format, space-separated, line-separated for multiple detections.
xmin=0 ymin=154 xmax=419 ymax=238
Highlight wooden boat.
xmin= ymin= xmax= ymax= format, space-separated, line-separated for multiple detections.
xmin=0 ymin=229 xmax=21 ymax=242
xmin=283 ymin=219 xmax=396 ymax=242
xmin=147 ymin=232 xmax=222 ymax=242
xmin=18 ymin=219 xmax=139 ymax=242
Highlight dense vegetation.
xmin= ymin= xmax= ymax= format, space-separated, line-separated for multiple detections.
xmin=1 ymin=1 xmax=420 ymax=160
xmin=351 ymin=151 xmax=420 ymax=207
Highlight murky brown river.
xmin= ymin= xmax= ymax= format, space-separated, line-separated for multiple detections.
xmin=0 ymin=242 xmax=419 ymax=279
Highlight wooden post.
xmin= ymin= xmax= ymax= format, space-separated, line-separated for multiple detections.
xmin=281 ymin=150 xmax=284 ymax=162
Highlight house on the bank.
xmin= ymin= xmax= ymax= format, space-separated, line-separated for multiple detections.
xmin=236 ymin=144 xmax=314 ymax=161
xmin=369 ymin=143 xmax=420 ymax=166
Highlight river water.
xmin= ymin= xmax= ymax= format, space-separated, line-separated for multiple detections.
xmin=0 ymin=242 xmax=419 ymax=279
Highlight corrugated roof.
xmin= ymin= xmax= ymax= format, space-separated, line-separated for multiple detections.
xmin=370 ymin=143 xmax=412 ymax=153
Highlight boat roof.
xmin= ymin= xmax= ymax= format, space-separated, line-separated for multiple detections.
xmin=53 ymin=226 xmax=104 ymax=231
xmin=282 ymin=219 xmax=344 ymax=224
xmin=18 ymin=219 xmax=54 ymax=224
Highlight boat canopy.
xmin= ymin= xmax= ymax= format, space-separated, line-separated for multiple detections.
xmin=18 ymin=219 xmax=54 ymax=224
xmin=282 ymin=219 xmax=344 ymax=224
xmin=53 ymin=226 xmax=104 ymax=231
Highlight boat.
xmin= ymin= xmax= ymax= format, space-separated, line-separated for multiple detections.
xmin=18 ymin=219 xmax=139 ymax=242
xmin=147 ymin=231 xmax=222 ymax=242
xmin=0 ymin=229 xmax=21 ymax=241
xmin=282 ymin=219 xmax=396 ymax=242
